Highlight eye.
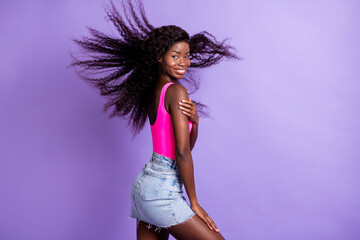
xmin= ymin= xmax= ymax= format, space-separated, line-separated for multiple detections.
xmin=185 ymin=55 xmax=190 ymax=59
xmin=172 ymin=55 xmax=179 ymax=59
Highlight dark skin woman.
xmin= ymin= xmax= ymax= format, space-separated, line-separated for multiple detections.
xmin=70 ymin=1 xmax=238 ymax=239
xmin=142 ymin=41 xmax=224 ymax=239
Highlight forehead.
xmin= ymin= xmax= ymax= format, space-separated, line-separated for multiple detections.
xmin=167 ymin=41 xmax=190 ymax=53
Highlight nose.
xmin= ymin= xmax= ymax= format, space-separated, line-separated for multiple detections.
xmin=178 ymin=57 xmax=186 ymax=66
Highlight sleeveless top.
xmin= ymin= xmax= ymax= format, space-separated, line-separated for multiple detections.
xmin=150 ymin=82 xmax=193 ymax=160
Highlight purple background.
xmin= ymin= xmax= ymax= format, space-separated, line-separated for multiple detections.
xmin=1 ymin=0 xmax=359 ymax=239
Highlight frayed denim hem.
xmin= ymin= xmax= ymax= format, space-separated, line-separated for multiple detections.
xmin=129 ymin=213 xmax=196 ymax=233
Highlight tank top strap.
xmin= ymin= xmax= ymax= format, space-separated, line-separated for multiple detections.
xmin=159 ymin=82 xmax=174 ymax=113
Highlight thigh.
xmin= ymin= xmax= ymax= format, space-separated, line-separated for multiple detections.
xmin=137 ymin=220 xmax=170 ymax=240
xmin=167 ymin=215 xmax=225 ymax=240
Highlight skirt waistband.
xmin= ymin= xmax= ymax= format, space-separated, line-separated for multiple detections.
xmin=150 ymin=151 xmax=178 ymax=170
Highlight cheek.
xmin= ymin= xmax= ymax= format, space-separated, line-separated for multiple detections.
xmin=162 ymin=59 xmax=171 ymax=68
xmin=166 ymin=59 xmax=177 ymax=68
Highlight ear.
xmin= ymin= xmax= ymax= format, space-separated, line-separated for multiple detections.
xmin=158 ymin=57 xmax=163 ymax=63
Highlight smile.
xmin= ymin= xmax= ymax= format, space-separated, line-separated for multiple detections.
xmin=175 ymin=69 xmax=186 ymax=75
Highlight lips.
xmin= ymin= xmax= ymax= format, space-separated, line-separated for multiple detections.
xmin=174 ymin=69 xmax=186 ymax=75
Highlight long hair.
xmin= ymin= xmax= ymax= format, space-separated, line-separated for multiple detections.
xmin=70 ymin=0 xmax=239 ymax=134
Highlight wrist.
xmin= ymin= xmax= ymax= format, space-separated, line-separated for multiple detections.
xmin=190 ymin=199 xmax=198 ymax=206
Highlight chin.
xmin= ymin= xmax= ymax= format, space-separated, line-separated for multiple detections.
xmin=174 ymin=74 xmax=186 ymax=79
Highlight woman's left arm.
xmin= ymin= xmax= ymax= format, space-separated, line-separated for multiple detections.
xmin=178 ymin=99 xmax=199 ymax=150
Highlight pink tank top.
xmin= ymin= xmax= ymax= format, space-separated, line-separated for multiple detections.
xmin=150 ymin=82 xmax=193 ymax=160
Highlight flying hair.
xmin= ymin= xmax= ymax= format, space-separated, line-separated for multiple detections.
xmin=70 ymin=0 xmax=239 ymax=135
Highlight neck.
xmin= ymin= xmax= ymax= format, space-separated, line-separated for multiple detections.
xmin=158 ymin=71 xmax=176 ymax=84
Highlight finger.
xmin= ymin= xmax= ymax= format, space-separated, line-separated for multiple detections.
xmin=179 ymin=102 xmax=194 ymax=108
xmin=179 ymin=99 xmax=191 ymax=104
xmin=199 ymin=214 xmax=212 ymax=230
xmin=180 ymin=99 xmax=195 ymax=106
xmin=181 ymin=104 xmax=196 ymax=113
xmin=196 ymin=212 xmax=212 ymax=230
xmin=179 ymin=106 xmax=192 ymax=114
xmin=204 ymin=217 xmax=213 ymax=230
xmin=208 ymin=217 xmax=219 ymax=232
xmin=182 ymin=111 xmax=191 ymax=117
xmin=179 ymin=107 xmax=196 ymax=117
xmin=201 ymin=213 xmax=213 ymax=230
xmin=178 ymin=105 xmax=191 ymax=111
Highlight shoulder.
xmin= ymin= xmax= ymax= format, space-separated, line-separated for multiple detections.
xmin=167 ymin=83 xmax=188 ymax=99
xmin=165 ymin=83 xmax=189 ymax=109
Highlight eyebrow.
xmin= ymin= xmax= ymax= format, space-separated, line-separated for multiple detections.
xmin=172 ymin=50 xmax=190 ymax=54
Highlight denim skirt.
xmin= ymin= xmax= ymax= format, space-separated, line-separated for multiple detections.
xmin=129 ymin=151 xmax=195 ymax=228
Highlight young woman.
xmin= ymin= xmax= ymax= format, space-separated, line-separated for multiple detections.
xmin=71 ymin=1 xmax=238 ymax=239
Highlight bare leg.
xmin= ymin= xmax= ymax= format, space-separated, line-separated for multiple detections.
xmin=167 ymin=215 xmax=225 ymax=240
xmin=137 ymin=220 xmax=170 ymax=240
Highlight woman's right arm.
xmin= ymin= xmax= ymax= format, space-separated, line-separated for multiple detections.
xmin=167 ymin=84 xmax=219 ymax=232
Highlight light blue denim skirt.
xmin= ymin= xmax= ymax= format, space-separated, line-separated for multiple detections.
xmin=129 ymin=151 xmax=195 ymax=228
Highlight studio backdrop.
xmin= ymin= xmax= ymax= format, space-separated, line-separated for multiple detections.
xmin=0 ymin=0 xmax=359 ymax=239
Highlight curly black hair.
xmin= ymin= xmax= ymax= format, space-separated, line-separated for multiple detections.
xmin=70 ymin=0 xmax=239 ymax=134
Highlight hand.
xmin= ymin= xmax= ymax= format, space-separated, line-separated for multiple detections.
xmin=178 ymin=99 xmax=199 ymax=124
xmin=191 ymin=203 xmax=219 ymax=232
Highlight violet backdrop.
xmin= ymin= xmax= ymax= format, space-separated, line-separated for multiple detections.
xmin=0 ymin=0 xmax=359 ymax=239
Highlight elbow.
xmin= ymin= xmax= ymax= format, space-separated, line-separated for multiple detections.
xmin=175 ymin=147 xmax=191 ymax=161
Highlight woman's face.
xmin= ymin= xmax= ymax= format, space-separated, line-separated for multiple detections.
xmin=158 ymin=41 xmax=191 ymax=80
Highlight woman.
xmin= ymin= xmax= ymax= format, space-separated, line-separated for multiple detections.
xmin=71 ymin=1 xmax=238 ymax=239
